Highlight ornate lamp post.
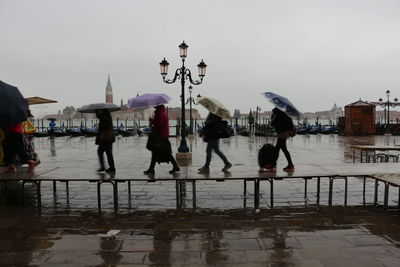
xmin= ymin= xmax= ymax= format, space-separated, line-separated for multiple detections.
xmin=186 ymin=85 xmax=198 ymax=134
xmin=378 ymin=90 xmax=398 ymax=128
xmin=159 ymin=41 xmax=207 ymax=153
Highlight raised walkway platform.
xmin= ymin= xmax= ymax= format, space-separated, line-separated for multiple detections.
xmin=1 ymin=165 xmax=399 ymax=212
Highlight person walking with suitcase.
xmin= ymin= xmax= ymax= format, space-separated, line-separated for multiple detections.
xmin=270 ymin=108 xmax=295 ymax=172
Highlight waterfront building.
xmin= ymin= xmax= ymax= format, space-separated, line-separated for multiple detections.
xmin=344 ymin=100 xmax=375 ymax=135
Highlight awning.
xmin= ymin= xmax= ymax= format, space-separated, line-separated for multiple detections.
xmin=25 ymin=96 xmax=58 ymax=105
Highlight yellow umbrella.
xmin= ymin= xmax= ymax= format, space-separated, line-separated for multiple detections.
xmin=197 ymin=96 xmax=230 ymax=119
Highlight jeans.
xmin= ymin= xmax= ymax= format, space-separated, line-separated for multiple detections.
xmin=97 ymin=143 xmax=115 ymax=169
xmin=203 ymin=138 xmax=230 ymax=168
xmin=275 ymin=137 xmax=293 ymax=167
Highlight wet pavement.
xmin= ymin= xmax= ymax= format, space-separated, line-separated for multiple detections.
xmin=1 ymin=134 xmax=400 ymax=266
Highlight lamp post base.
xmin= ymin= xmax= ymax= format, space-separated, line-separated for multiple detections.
xmin=176 ymin=152 xmax=192 ymax=166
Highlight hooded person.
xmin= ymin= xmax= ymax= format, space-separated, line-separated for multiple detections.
xmin=143 ymin=105 xmax=180 ymax=175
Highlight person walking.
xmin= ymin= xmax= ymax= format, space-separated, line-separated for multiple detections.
xmin=143 ymin=105 xmax=180 ymax=175
xmin=3 ymin=122 xmax=36 ymax=172
xmin=198 ymin=113 xmax=232 ymax=174
xmin=270 ymin=107 xmax=295 ymax=172
xmin=95 ymin=109 xmax=116 ymax=173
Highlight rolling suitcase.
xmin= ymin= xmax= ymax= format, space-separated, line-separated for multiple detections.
xmin=258 ymin=143 xmax=276 ymax=169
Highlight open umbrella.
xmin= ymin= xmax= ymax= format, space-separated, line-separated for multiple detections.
xmin=127 ymin=93 xmax=171 ymax=109
xmin=77 ymin=103 xmax=120 ymax=113
xmin=263 ymin=92 xmax=300 ymax=118
xmin=0 ymin=81 xmax=28 ymax=127
xmin=25 ymin=96 xmax=57 ymax=105
xmin=197 ymin=96 xmax=230 ymax=119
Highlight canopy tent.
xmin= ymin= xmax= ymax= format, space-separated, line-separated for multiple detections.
xmin=25 ymin=96 xmax=57 ymax=105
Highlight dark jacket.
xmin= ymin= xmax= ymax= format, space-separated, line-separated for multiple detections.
xmin=270 ymin=108 xmax=293 ymax=134
xmin=202 ymin=113 xmax=222 ymax=141
xmin=95 ymin=110 xmax=115 ymax=145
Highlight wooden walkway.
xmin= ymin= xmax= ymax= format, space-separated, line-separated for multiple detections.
xmin=1 ymin=167 xmax=400 ymax=212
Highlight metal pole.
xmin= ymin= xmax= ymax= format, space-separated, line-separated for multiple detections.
xmin=189 ymin=94 xmax=193 ymax=134
xmin=178 ymin=62 xmax=189 ymax=152
xmin=387 ymin=97 xmax=390 ymax=126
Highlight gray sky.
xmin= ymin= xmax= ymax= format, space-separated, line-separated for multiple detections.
xmin=1 ymin=0 xmax=400 ymax=118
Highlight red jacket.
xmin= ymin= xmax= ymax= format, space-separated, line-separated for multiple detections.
xmin=150 ymin=105 xmax=169 ymax=138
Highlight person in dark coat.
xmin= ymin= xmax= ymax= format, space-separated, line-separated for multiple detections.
xmin=270 ymin=108 xmax=295 ymax=171
xmin=3 ymin=122 xmax=36 ymax=172
xmin=95 ymin=109 xmax=116 ymax=173
xmin=143 ymin=105 xmax=180 ymax=175
xmin=198 ymin=112 xmax=232 ymax=174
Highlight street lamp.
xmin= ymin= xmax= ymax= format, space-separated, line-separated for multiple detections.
xmin=378 ymin=90 xmax=398 ymax=129
xmin=159 ymin=41 xmax=207 ymax=153
xmin=186 ymin=85 xmax=198 ymax=134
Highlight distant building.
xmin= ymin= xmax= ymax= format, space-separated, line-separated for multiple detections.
xmin=329 ymin=103 xmax=343 ymax=120
xmin=105 ymin=74 xmax=113 ymax=104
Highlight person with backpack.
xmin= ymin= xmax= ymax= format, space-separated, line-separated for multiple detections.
xmin=270 ymin=107 xmax=295 ymax=172
xmin=198 ymin=112 xmax=232 ymax=174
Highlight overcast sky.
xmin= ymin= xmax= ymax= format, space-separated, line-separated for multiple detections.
xmin=1 ymin=0 xmax=400 ymax=117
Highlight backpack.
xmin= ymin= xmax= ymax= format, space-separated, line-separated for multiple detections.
xmin=217 ymin=120 xmax=231 ymax=138
xmin=258 ymin=143 xmax=276 ymax=168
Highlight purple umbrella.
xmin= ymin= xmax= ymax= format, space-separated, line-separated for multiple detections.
xmin=127 ymin=93 xmax=171 ymax=108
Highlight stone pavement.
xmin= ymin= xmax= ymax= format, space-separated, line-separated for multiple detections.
xmin=1 ymin=134 xmax=400 ymax=266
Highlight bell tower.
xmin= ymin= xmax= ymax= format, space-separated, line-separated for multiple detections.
xmin=105 ymin=74 xmax=113 ymax=103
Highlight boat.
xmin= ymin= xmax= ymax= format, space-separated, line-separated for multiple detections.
xmin=81 ymin=128 xmax=98 ymax=137
xmin=49 ymin=128 xmax=69 ymax=137
xmin=66 ymin=128 xmax=84 ymax=137
xmin=118 ymin=128 xmax=135 ymax=137
xmin=33 ymin=131 xmax=50 ymax=138
xmin=295 ymin=126 xmax=309 ymax=135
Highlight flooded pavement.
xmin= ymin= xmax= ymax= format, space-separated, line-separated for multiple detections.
xmin=1 ymin=206 xmax=400 ymax=266
xmin=1 ymin=134 xmax=400 ymax=265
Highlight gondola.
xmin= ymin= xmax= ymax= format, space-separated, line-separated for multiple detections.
xmin=49 ymin=128 xmax=70 ymax=137
xmin=66 ymin=128 xmax=84 ymax=137
xmin=117 ymin=128 xmax=135 ymax=137
xmin=33 ymin=131 xmax=50 ymax=138
xmin=81 ymin=128 xmax=98 ymax=137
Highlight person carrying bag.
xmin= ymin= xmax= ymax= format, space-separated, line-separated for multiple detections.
xmin=143 ymin=105 xmax=180 ymax=175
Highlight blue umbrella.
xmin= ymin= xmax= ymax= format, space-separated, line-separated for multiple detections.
xmin=0 ymin=81 xmax=28 ymax=127
xmin=263 ymin=92 xmax=300 ymax=118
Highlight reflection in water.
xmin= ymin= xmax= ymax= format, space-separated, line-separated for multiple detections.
xmin=0 ymin=207 xmax=399 ymax=265
xmin=50 ymin=137 xmax=56 ymax=157
xmin=98 ymin=237 xmax=122 ymax=265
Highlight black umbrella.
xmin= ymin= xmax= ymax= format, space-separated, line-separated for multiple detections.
xmin=0 ymin=81 xmax=28 ymax=128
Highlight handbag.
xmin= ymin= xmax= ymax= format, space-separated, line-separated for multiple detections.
xmin=289 ymin=127 xmax=296 ymax=137
xmin=22 ymin=120 xmax=36 ymax=135
xmin=217 ymin=121 xmax=231 ymax=138
xmin=146 ymin=132 xmax=164 ymax=151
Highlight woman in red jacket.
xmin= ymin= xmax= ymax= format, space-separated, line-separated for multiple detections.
xmin=143 ymin=105 xmax=180 ymax=175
